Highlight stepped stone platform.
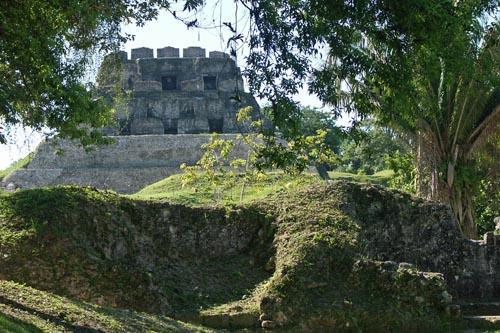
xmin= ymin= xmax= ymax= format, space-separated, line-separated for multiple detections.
xmin=4 ymin=134 xmax=249 ymax=193
xmin=459 ymin=301 xmax=500 ymax=331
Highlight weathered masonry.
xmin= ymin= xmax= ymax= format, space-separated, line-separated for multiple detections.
xmin=98 ymin=46 xmax=260 ymax=135
xmin=4 ymin=134 xmax=250 ymax=193
xmin=3 ymin=47 xmax=259 ymax=193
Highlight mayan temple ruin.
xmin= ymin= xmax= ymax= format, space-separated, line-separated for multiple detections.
xmin=98 ymin=46 xmax=259 ymax=135
xmin=4 ymin=46 xmax=259 ymax=193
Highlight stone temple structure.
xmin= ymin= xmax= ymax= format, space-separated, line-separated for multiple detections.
xmin=98 ymin=46 xmax=259 ymax=135
xmin=3 ymin=47 xmax=259 ymax=193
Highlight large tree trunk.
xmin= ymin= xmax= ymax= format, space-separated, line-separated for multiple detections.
xmin=416 ymin=131 xmax=479 ymax=239
xmin=424 ymin=157 xmax=478 ymax=239
xmin=439 ymin=173 xmax=478 ymax=239
xmin=450 ymin=186 xmax=477 ymax=239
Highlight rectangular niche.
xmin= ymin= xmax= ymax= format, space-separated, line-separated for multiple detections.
xmin=164 ymin=119 xmax=178 ymax=134
xmin=208 ymin=118 xmax=224 ymax=133
xmin=180 ymin=105 xmax=195 ymax=119
xmin=203 ymin=76 xmax=217 ymax=90
xmin=161 ymin=76 xmax=177 ymax=90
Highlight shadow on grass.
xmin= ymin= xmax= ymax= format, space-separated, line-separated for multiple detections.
xmin=0 ymin=295 xmax=102 ymax=332
xmin=0 ymin=311 xmax=43 ymax=333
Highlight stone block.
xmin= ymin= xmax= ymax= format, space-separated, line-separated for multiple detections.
xmin=218 ymin=78 xmax=239 ymax=92
xmin=96 ymin=47 xmax=260 ymax=136
xmin=183 ymin=47 xmax=206 ymax=58
xmin=157 ymin=46 xmax=179 ymax=58
xmin=180 ymin=77 xmax=203 ymax=91
xmin=130 ymin=118 xmax=164 ymax=135
xmin=229 ymin=313 xmax=258 ymax=328
xmin=484 ymin=232 xmax=495 ymax=245
xmin=92 ymin=46 xmax=262 ymax=137
xmin=178 ymin=118 xmax=209 ymax=134
xmin=5 ymin=134 xmax=253 ymax=193
xmin=133 ymin=80 xmax=162 ymax=92
xmin=209 ymin=51 xmax=230 ymax=58
xmin=3 ymin=168 xmax=62 ymax=188
xmin=131 ymin=47 xmax=154 ymax=60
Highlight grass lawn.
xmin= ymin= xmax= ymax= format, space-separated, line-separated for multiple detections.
xmin=0 ymin=311 xmax=42 ymax=333
xmin=328 ymin=169 xmax=394 ymax=185
xmin=131 ymin=169 xmax=395 ymax=205
xmin=130 ymin=172 xmax=320 ymax=205
xmin=0 ymin=280 xmax=215 ymax=333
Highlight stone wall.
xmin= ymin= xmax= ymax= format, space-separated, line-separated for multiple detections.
xmin=4 ymin=134 xmax=251 ymax=194
xmin=336 ymin=182 xmax=500 ymax=299
xmin=4 ymin=47 xmax=263 ymax=194
xmin=98 ymin=46 xmax=260 ymax=136
xmin=463 ymin=232 xmax=500 ymax=299
xmin=0 ymin=190 xmax=268 ymax=314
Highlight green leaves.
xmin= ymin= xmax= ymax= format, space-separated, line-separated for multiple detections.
xmin=0 ymin=0 xmax=202 ymax=146
xmin=180 ymin=133 xmax=241 ymax=202
xmin=242 ymin=0 xmax=499 ymax=237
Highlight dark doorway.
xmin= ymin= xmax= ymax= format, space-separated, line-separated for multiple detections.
xmin=208 ymin=118 xmax=224 ymax=133
xmin=164 ymin=119 xmax=178 ymax=134
xmin=203 ymin=76 xmax=217 ymax=90
xmin=161 ymin=76 xmax=177 ymax=90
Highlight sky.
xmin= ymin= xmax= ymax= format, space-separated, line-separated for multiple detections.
xmin=0 ymin=1 xmax=329 ymax=169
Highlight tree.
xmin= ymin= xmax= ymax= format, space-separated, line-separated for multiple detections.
xmin=470 ymin=124 xmax=499 ymax=235
xmin=408 ymin=23 xmax=499 ymax=238
xmin=338 ymin=119 xmax=409 ymax=175
xmin=181 ymin=106 xmax=338 ymax=200
xmin=240 ymin=0 xmax=499 ymax=238
xmin=0 ymin=0 xmax=202 ymax=145
xmin=298 ymin=106 xmax=343 ymax=155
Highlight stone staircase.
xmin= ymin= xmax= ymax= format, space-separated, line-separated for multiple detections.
xmin=3 ymin=134 xmax=251 ymax=194
xmin=459 ymin=301 xmax=500 ymax=331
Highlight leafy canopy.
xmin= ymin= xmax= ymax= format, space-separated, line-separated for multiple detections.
xmin=0 ymin=0 xmax=202 ymax=144
xmin=243 ymin=0 xmax=498 ymax=132
xmin=241 ymin=0 xmax=498 ymax=237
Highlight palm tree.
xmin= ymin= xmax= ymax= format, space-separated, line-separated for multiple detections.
xmin=339 ymin=20 xmax=499 ymax=238
xmin=412 ymin=22 xmax=499 ymax=238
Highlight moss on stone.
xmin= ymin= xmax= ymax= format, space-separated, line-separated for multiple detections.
xmin=0 ymin=181 xmax=485 ymax=332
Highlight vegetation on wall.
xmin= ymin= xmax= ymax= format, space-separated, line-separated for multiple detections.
xmin=0 ymin=182 xmax=473 ymax=332
xmin=474 ymin=132 xmax=500 ymax=235
xmin=0 ymin=153 xmax=33 ymax=182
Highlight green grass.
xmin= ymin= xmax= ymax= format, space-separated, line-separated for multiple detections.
xmin=131 ymin=169 xmax=395 ymax=205
xmin=0 ymin=311 xmax=42 ymax=333
xmin=0 ymin=153 xmax=33 ymax=181
xmin=0 ymin=280 xmax=216 ymax=333
xmin=328 ymin=169 xmax=394 ymax=185
xmin=130 ymin=172 xmax=321 ymax=205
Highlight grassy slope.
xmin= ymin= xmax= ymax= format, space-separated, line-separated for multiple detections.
xmin=0 ymin=184 xmax=460 ymax=332
xmin=0 ymin=186 xmax=272 ymax=318
xmin=0 ymin=280 xmax=215 ymax=333
xmin=329 ymin=169 xmax=394 ymax=185
xmin=0 ymin=153 xmax=33 ymax=182
xmin=130 ymin=172 xmax=319 ymax=205
xmin=2 ymin=174 xmax=493 ymax=332
xmin=131 ymin=170 xmax=394 ymax=205
xmin=0 ymin=312 xmax=42 ymax=333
